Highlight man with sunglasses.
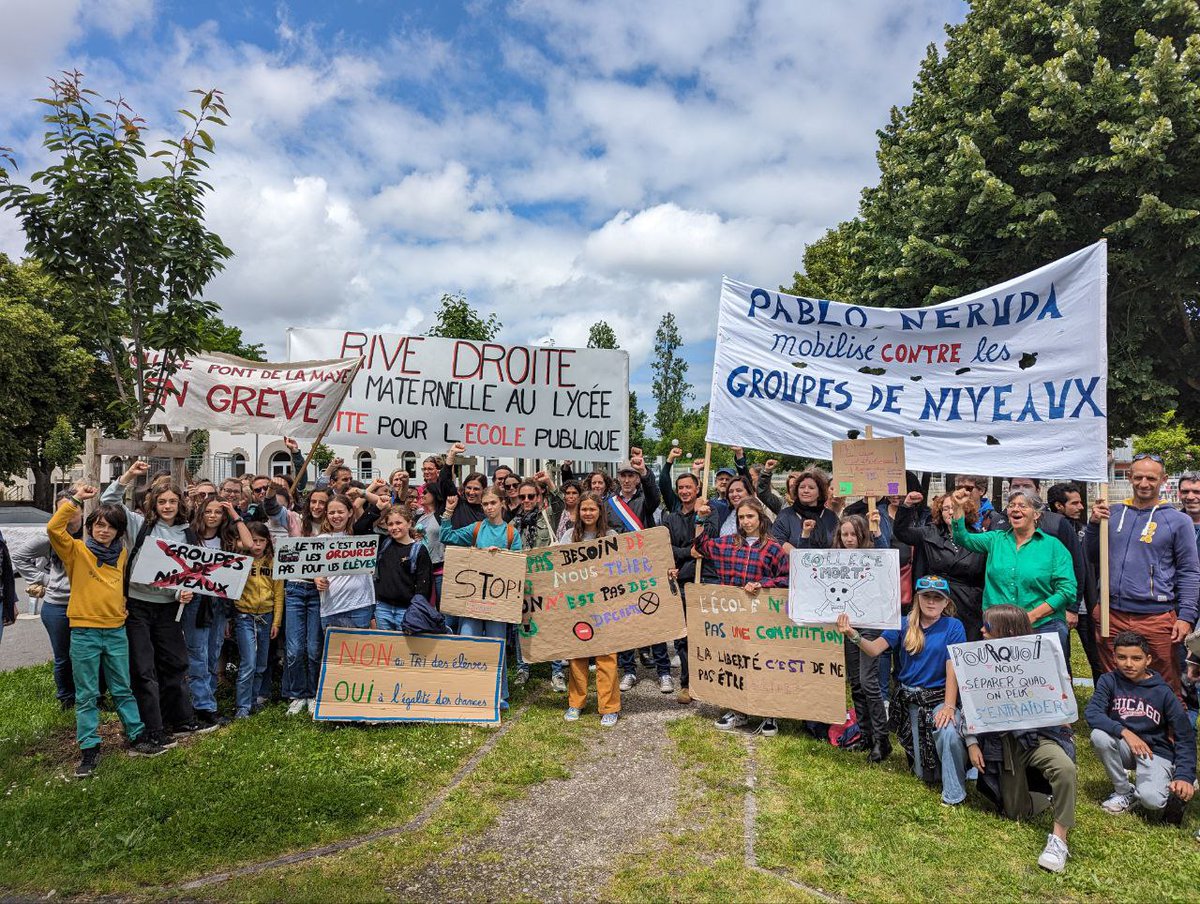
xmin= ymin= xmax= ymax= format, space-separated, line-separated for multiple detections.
xmin=221 ymin=475 xmax=283 ymax=525
xmin=1086 ymin=452 xmax=1200 ymax=698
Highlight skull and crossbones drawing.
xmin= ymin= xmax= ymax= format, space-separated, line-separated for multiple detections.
xmin=812 ymin=569 xmax=875 ymax=619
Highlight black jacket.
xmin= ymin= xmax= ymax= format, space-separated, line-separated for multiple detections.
xmin=0 ymin=531 xmax=16 ymax=625
xmin=893 ymin=503 xmax=987 ymax=640
xmin=663 ymin=507 xmax=717 ymax=584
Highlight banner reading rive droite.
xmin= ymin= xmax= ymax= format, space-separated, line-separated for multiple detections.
xmin=287 ymin=328 xmax=630 ymax=458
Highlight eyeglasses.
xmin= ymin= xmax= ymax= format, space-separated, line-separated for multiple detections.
xmin=1132 ymin=453 xmax=1164 ymax=463
xmin=518 ymin=493 xmax=538 ymax=500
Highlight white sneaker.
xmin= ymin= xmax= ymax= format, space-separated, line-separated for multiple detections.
xmin=714 ymin=711 xmax=748 ymax=731
xmin=600 ymin=712 xmax=619 ymax=727
xmin=1037 ymin=833 xmax=1069 ymax=873
xmin=619 ymin=673 xmax=638 ymax=692
xmin=564 ymin=707 xmax=581 ymax=722
xmin=550 ymin=673 xmax=568 ymax=693
xmin=306 ymin=698 xmax=317 ymax=714
xmin=756 ymin=719 xmax=778 ymax=737
xmin=286 ymin=698 xmax=306 ymax=716
xmin=1101 ymin=791 xmax=1136 ymax=814
xmin=659 ymin=675 xmax=674 ymax=694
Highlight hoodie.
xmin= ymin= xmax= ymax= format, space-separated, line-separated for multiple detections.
xmin=1085 ymin=668 xmax=1196 ymax=782
xmin=1084 ymin=501 xmax=1200 ymax=624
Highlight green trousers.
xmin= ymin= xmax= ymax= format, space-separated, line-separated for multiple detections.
xmin=1000 ymin=735 xmax=1077 ymax=830
xmin=71 ymin=627 xmax=144 ymax=750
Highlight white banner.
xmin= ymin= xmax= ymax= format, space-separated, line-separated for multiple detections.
xmin=273 ymin=535 xmax=379 ymax=580
xmin=148 ymin=351 xmax=360 ymax=437
xmin=788 ymin=548 xmax=901 ymax=630
xmin=950 ymin=633 xmax=1077 ymax=733
xmin=286 ymin=328 xmax=630 ymax=458
xmin=707 ymin=243 xmax=1108 ymax=479
xmin=128 ymin=539 xmax=252 ymax=600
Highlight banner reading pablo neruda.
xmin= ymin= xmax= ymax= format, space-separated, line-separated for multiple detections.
xmin=707 ymin=242 xmax=1108 ymax=480
xmin=288 ymin=329 xmax=630 ymax=459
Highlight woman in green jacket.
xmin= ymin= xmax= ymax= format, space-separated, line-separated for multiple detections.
xmin=951 ymin=488 xmax=1075 ymax=651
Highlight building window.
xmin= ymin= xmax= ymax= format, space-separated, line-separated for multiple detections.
xmin=270 ymin=450 xmax=293 ymax=477
xmin=232 ymin=452 xmax=247 ymax=478
xmin=401 ymin=451 xmax=417 ymax=477
xmin=110 ymin=457 xmax=125 ymax=481
xmin=357 ymin=451 xmax=374 ymax=481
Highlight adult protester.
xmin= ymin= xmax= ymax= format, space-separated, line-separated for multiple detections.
xmin=440 ymin=488 xmax=522 ymax=710
xmin=12 ymin=491 xmax=79 ymax=708
xmin=558 ymin=493 xmax=621 ymax=727
xmin=694 ymin=496 xmax=789 ymax=736
xmin=439 ymin=443 xmax=487 ymax=528
xmin=609 ymin=450 xmax=661 ymax=532
xmin=960 ymin=605 xmax=1078 ymax=874
xmin=769 ymin=469 xmax=839 ymax=551
xmin=416 ymin=483 xmax=446 ymax=604
xmin=663 ymin=467 xmax=715 ymax=705
xmin=101 ymin=461 xmax=202 ymax=745
xmin=316 ymin=458 xmax=354 ymax=495
xmin=952 ymin=489 xmax=1076 ymax=649
xmin=1085 ymin=452 xmax=1199 ymax=698
xmin=1047 ymin=481 xmax=1104 ymax=682
xmin=953 ymin=474 xmax=995 ymax=531
xmin=895 ymin=492 xmax=986 ymax=640
xmin=837 ymin=576 xmax=968 ymax=804
xmin=283 ymin=488 xmax=331 ymax=715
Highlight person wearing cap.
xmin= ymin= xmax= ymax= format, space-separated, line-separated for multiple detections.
xmin=713 ymin=466 xmax=736 ymax=500
xmin=1085 ymin=452 xmax=1199 ymax=698
xmin=838 ymin=576 xmax=969 ymax=805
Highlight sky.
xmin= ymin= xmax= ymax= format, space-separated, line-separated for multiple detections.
xmin=0 ymin=0 xmax=967 ymax=422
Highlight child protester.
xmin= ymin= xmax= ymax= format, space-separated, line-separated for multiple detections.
xmin=556 ymin=492 xmax=621 ymax=727
xmin=838 ymin=575 xmax=968 ymax=804
xmin=959 ymin=604 xmax=1078 ymax=874
xmin=374 ymin=504 xmax=434 ymax=630
xmin=1085 ymin=630 xmax=1196 ymax=823
xmin=231 ymin=523 xmax=284 ymax=719
xmin=48 ymin=484 xmax=166 ymax=777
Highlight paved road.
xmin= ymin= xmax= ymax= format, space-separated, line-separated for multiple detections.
xmin=1 ymin=571 xmax=52 ymax=671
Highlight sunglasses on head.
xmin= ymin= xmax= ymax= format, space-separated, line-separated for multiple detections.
xmin=1132 ymin=452 xmax=1164 ymax=463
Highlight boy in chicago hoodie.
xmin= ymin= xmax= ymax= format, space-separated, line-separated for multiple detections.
xmin=1086 ymin=631 xmax=1196 ymax=823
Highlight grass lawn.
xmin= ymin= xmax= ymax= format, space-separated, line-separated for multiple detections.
xmin=0 ymin=662 xmax=497 ymax=896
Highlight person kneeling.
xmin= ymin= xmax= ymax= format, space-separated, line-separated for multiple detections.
xmin=1085 ymin=630 xmax=1195 ymax=823
xmin=960 ymin=605 xmax=1077 ymax=874
xmin=838 ymin=576 xmax=968 ymax=804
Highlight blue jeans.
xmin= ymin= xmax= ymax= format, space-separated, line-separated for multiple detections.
xmin=181 ymin=600 xmax=220 ymax=713
xmin=283 ymin=582 xmax=322 ymax=700
xmin=41 ymin=602 xmax=75 ymax=705
xmin=321 ymin=606 xmax=374 ymax=632
xmin=375 ymin=602 xmax=407 ymax=631
xmin=509 ymin=623 xmax=528 ymax=673
xmin=551 ymin=659 xmax=567 ymax=678
xmin=233 ymin=610 xmax=273 ymax=716
xmin=1034 ymin=617 xmax=1070 ymax=654
xmin=618 ymin=643 xmax=671 ymax=678
xmin=458 ymin=617 xmax=508 ymax=702
xmin=906 ymin=696 xmax=969 ymax=805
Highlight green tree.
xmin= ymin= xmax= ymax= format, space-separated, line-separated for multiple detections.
xmin=426 ymin=292 xmax=500 ymax=341
xmin=310 ymin=442 xmax=335 ymax=471
xmin=1134 ymin=409 xmax=1200 ymax=474
xmin=785 ymin=221 xmax=855 ymax=301
xmin=794 ymin=1 xmax=1200 ymax=441
xmin=586 ymin=320 xmax=647 ymax=452
xmin=651 ymin=312 xmax=693 ymax=439
xmin=0 ymin=293 xmax=92 ymax=509
xmin=0 ymin=70 xmax=232 ymax=438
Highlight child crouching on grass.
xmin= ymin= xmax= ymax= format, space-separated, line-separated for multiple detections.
xmin=1086 ymin=630 xmax=1195 ymax=824
xmin=232 ymin=523 xmax=284 ymax=719
xmin=48 ymin=484 xmax=166 ymax=778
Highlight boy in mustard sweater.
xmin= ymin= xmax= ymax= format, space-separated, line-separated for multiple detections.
xmin=49 ymin=484 xmax=166 ymax=777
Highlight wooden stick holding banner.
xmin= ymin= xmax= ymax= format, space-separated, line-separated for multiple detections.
xmin=864 ymin=425 xmax=875 ymax=519
xmin=1100 ymin=481 xmax=1110 ymax=637
xmin=289 ymin=358 xmax=364 ymax=497
xmin=695 ymin=441 xmax=713 ymax=586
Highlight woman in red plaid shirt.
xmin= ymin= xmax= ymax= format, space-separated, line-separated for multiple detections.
xmin=692 ymin=495 xmax=789 ymax=736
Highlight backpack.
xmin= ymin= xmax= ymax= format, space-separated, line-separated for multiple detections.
xmin=471 ymin=520 xmax=517 ymax=549
xmin=400 ymin=594 xmax=447 ymax=635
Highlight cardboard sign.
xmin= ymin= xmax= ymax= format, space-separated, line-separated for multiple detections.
xmin=147 ymin=350 xmax=359 ymax=437
xmin=273 ymin=535 xmax=379 ymax=580
xmin=314 ymin=628 xmax=503 ymax=723
xmin=707 ymin=243 xmax=1109 ymax=480
xmin=441 ymin=546 xmax=527 ymax=624
xmin=287 ymin=329 xmax=630 ymax=458
xmin=689 ymin=585 xmax=845 ymax=722
xmin=831 ymin=436 xmax=906 ymax=498
xmin=519 ymin=527 xmax=685 ymax=661
xmin=950 ymin=632 xmax=1077 ymax=733
xmin=788 ymin=548 xmax=901 ymax=630
xmin=129 ymin=538 xmax=252 ymax=600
